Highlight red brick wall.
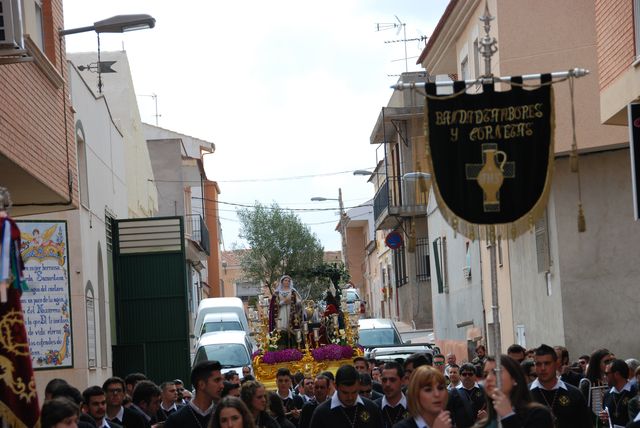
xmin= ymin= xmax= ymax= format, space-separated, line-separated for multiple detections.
xmin=346 ymin=226 xmax=366 ymax=287
xmin=0 ymin=0 xmax=77 ymax=204
xmin=596 ymin=0 xmax=636 ymax=90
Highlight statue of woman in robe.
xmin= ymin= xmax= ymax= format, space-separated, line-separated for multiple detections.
xmin=268 ymin=275 xmax=302 ymax=335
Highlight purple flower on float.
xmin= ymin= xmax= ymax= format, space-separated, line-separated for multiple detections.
xmin=262 ymin=348 xmax=303 ymax=364
xmin=311 ymin=344 xmax=354 ymax=361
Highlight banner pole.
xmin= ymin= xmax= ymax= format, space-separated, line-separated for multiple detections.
xmin=390 ymin=68 xmax=589 ymax=90
xmin=478 ymin=5 xmax=503 ymax=424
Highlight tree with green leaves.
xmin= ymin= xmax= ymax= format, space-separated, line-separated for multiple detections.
xmin=237 ymin=202 xmax=325 ymax=295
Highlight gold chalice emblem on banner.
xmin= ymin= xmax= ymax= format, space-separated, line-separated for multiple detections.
xmin=466 ymin=143 xmax=515 ymax=212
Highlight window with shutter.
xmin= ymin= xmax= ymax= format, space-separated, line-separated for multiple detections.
xmin=535 ymin=211 xmax=551 ymax=273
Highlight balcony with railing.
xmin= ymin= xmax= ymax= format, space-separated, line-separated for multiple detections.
xmin=185 ymin=213 xmax=210 ymax=260
xmin=373 ymin=176 xmax=429 ymax=230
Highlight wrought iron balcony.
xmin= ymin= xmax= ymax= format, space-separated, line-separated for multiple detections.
xmin=373 ymin=176 xmax=429 ymax=230
xmin=185 ymin=213 xmax=210 ymax=256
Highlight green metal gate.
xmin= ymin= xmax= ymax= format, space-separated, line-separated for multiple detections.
xmin=111 ymin=217 xmax=191 ymax=385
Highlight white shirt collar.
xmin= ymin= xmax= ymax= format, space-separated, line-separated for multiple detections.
xmin=381 ymin=393 xmax=407 ymax=409
xmin=610 ymin=382 xmax=632 ymax=394
xmin=278 ymin=390 xmax=294 ymax=400
xmin=530 ymin=378 xmax=568 ymax=391
xmin=302 ymin=394 xmax=314 ymax=402
xmin=161 ymin=402 xmax=178 ymax=412
xmin=99 ymin=419 xmax=110 ymax=428
xmin=330 ymin=391 xmax=365 ymax=409
xmin=448 ymin=381 xmax=461 ymax=390
xmin=112 ymin=406 xmax=124 ymax=422
xmin=189 ymin=398 xmax=214 ymax=416
xmin=457 ymin=382 xmax=479 ymax=390
xmin=413 ymin=414 xmax=430 ymax=428
xmin=634 ymin=411 xmax=640 ymax=422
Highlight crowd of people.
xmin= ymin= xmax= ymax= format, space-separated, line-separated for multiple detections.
xmin=40 ymin=344 xmax=640 ymax=428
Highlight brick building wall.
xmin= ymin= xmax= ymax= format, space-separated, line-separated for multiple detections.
xmin=595 ymin=0 xmax=635 ymax=90
xmin=0 ymin=0 xmax=78 ymax=205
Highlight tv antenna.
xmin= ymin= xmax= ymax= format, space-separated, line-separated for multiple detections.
xmin=137 ymin=93 xmax=161 ymax=126
xmin=376 ymin=15 xmax=427 ymax=73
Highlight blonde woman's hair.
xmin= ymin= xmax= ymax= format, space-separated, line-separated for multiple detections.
xmin=407 ymin=365 xmax=448 ymax=417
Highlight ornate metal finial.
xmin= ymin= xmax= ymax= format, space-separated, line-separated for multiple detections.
xmin=478 ymin=2 xmax=498 ymax=77
xmin=0 ymin=187 xmax=12 ymax=213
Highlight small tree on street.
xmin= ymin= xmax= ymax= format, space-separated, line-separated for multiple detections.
xmin=237 ymin=202 xmax=325 ymax=294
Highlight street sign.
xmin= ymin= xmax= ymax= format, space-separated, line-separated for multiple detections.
xmin=385 ymin=231 xmax=403 ymax=249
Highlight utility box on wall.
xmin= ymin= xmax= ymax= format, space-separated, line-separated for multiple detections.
xmin=0 ymin=0 xmax=24 ymax=49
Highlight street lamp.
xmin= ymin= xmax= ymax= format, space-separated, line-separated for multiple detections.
xmin=311 ymin=188 xmax=349 ymax=273
xmin=59 ymin=14 xmax=156 ymax=36
xmin=59 ymin=14 xmax=156 ymax=92
xmin=353 ymin=170 xmax=374 ymax=176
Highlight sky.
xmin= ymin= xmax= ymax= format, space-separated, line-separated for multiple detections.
xmin=63 ymin=0 xmax=449 ymax=251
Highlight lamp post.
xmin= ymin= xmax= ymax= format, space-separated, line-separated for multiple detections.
xmin=311 ymin=188 xmax=349 ymax=273
xmin=59 ymin=14 xmax=156 ymax=92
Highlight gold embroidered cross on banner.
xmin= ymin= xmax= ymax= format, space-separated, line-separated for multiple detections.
xmin=465 ymin=143 xmax=515 ymax=212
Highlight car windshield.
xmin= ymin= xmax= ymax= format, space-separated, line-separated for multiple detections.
xmin=201 ymin=321 xmax=243 ymax=335
xmin=194 ymin=344 xmax=250 ymax=367
xmin=358 ymin=328 xmax=402 ymax=346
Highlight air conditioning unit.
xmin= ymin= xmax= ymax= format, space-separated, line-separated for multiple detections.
xmin=462 ymin=266 xmax=472 ymax=280
xmin=0 ymin=0 xmax=24 ymax=50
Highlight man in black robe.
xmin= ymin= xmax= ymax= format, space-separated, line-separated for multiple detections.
xmin=446 ymin=363 xmax=486 ymax=427
xmin=374 ymin=362 xmax=408 ymax=428
xmin=529 ymin=344 xmax=591 ymax=428
xmin=309 ymin=365 xmax=383 ymax=428
xmin=165 ymin=360 xmax=223 ymax=428
xmin=601 ymin=359 xmax=638 ymax=427
xmin=276 ymin=368 xmax=304 ymax=426
xmin=102 ymin=377 xmax=147 ymax=428
xmin=299 ymin=375 xmax=330 ymax=428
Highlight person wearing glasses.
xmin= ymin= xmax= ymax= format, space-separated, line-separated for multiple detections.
xmin=359 ymin=373 xmax=382 ymax=400
xmin=529 ymin=344 xmax=591 ymax=428
xmin=600 ymin=359 xmax=638 ymax=427
xmin=577 ymin=355 xmax=590 ymax=375
xmin=433 ymin=354 xmax=446 ymax=375
xmin=102 ymin=377 xmax=147 ymax=428
xmin=446 ymin=363 xmax=486 ymax=427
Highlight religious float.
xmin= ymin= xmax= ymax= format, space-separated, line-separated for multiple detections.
xmin=250 ymin=275 xmax=362 ymax=390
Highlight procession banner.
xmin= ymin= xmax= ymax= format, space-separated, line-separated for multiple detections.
xmin=17 ymin=220 xmax=73 ymax=369
xmin=0 ymin=216 xmax=40 ymax=428
xmin=424 ymin=76 xmax=555 ymax=239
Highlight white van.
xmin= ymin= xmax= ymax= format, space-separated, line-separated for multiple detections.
xmin=199 ymin=312 xmax=244 ymax=336
xmin=193 ymin=331 xmax=253 ymax=376
xmin=194 ymin=297 xmax=250 ymax=340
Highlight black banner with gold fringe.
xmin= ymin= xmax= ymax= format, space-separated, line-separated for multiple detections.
xmin=424 ymin=75 xmax=554 ymax=239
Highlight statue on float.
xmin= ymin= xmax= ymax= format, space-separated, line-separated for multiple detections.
xmin=268 ymin=275 xmax=303 ymax=348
